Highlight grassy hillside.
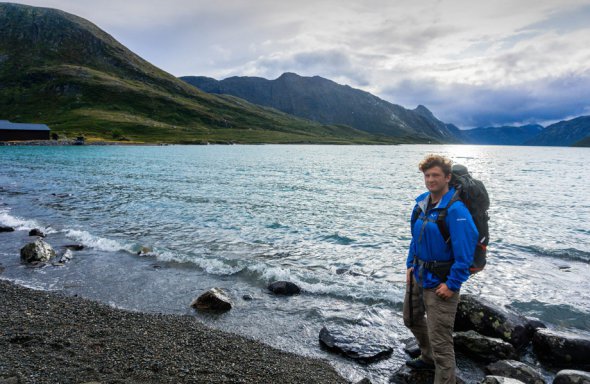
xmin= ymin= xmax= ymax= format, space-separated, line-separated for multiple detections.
xmin=0 ymin=3 xmax=400 ymax=144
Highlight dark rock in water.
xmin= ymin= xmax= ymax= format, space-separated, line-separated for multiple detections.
xmin=319 ymin=325 xmax=393 ymax=363
xmin=526 ymin=318 xmax=546 ymax=331
xmin=403 ymin=338 xmax=421 ymax=358
xmin=242 ymin=294 xmax=253 ymax=301
xmin=454 ymin=330 xmax=518 ymax=362
xmin=355 ymin=378 xmax=372 ymax=384
xmin=28 ymin=228 xmax=46 ymax=237
xmin=455 ymin=294 xmax=534 ymax=349
xmin=553 ymin=369 xmax=590 ymax=384
xmin=63 ymin=244 xmax=84 ymax=251
xmin=481 ymin=376 xmax=526 ymax=384
xmin=0 ymin=225 xmax=15 ymax=233
xmin=486 ymin=360 xmax=545 ymax=384
xmin=20 ymin=239 xmax=56 ymax=263
xmin=532 ymin=328 xmax=590 ymax=369
xmin=268 ymin=281 xmax=301 ymax=295
xmin=137 ymin=246 xmax=154 ymax=256
xmin=191 ymin=288 xmax=232 ymax=311
xmin=152 ymin=264 xmax=162 ymax=269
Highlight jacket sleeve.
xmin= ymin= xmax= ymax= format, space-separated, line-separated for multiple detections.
xmin=445 ymin=202 xmax=478 ymax=291
xmin=406 ymin=205 xmax=418 ymax=269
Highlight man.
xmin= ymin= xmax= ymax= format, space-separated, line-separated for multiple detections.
xmin=403 ymin=154 xmax=478 ymax=384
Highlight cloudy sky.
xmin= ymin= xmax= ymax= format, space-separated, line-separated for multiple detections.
xmin=12 ymin=0 xmax=590 ymax=128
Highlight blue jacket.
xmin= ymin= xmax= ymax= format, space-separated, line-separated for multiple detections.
xmin=406 ymin=187 xmax=478 ymax=291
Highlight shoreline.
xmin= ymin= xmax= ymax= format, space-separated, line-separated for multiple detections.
xmin=0 ymin=279 xmax=348 ymax=384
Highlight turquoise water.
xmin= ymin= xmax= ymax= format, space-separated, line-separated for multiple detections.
xmin=1 ymin=144 xmax=589 ymax=383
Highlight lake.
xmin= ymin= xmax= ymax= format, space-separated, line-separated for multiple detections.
xmin=1 ymin=144 xmax=589 ymax=383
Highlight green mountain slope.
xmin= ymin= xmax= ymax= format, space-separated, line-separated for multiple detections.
xmin=0 ymin=3 xmax=398 ymax=144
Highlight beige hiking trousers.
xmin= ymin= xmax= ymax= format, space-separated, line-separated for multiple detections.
xmin=403 ymin=277 xmax=460 ymax=384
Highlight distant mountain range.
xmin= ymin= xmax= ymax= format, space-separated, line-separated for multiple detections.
xmin=181 ymin=73 xmax=460 ymax=143
xmin=458 ymin=124 xmax=544 ymax=145
xmin=0 ymin=3 xmax=396 ymax=144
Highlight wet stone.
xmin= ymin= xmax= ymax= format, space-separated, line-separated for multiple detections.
xmin=454 ymin=330 xmax=518 ymax=362
xmin=0 ymin=225 xmax=15 ymax=233
xmin=268 ymin=281 xmax=301 ymax=296
xmin=481 ymin=376 xmax=526 ymax=384
xmin=28 ymin=228 xmax=46 ymax=237
xmin=532 ymin=328 xmax=590 ymax=369
xmin=20 ymin=239 xmax=56 ymax=263
xmin=553 ymin=369 xmax=590 ymax=384
xmin=319 ymin=325 xmax=393 ymax=363
xmin=486 ymin=360 xmax=545 ymax=384
xmin=191 ymin=288 xmax=232 ymax=311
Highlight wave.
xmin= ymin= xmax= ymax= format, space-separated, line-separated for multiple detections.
xmin=320 ymin=233 xmax=356 ymax=245
xmin=0 ymin=208 xmax=55 ymax=233
xmin=513 ymin=244 xmax=590 ymax=263
xmin=64 ymin=229 xmax=132 ymax=253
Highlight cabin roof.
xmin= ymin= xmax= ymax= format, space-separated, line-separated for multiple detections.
xmin=0 ymin=120 xmax=50 ymax=131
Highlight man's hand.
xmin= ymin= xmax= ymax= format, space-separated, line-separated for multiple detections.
xmin=435 ymin=283 xmax=455 ymax=299
xmin=406 ymin=267 xmax=414 ymax=284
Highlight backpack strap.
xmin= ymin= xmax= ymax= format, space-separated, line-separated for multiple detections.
xmin=436 ymin=192 xmax=461 ymax=244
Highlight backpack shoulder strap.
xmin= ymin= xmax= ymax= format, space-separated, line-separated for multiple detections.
xmin=436 ymin=194 xmax=461 ymax=244
xmin=411 ymin=205 xmax=422 ymax=229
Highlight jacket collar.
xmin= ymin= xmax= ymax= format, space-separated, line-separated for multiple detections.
xmin=416 ymin=187 xmax=457 ymax=213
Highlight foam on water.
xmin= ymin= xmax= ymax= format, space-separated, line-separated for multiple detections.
xmin=64 ymin=229 xmax=131 ymax=253
xmin=0 ymin=207 xmax=55 ymax=233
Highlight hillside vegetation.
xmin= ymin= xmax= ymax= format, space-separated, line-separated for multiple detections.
xmin=0 ymin=3 xmax=400 ymax=144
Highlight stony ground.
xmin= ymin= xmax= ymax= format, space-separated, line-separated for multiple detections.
xmin=0 ymin=280 xmax=348 ymax=384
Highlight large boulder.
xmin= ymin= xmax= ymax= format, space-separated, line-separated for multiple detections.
xmin=191 ymin=288 xmax=232 ymax=311
xmin=553 ymin=369 xmax=590 ymax=384
xmin=481 ymin=376 xmax=526 ymax=384
xmin=268 ymin=281 xmax=301 ymax=295
xmin=319 ymin=325 xmax=393 ymax=363
xmin=455 ymin=294 xmax=534 ymax=349
xmin=532 ymin=329 xmax=590 ymax=369
xmin=20 ymin=239 xmax=56 ymax=263
xmin=486 ymin=360 xmax=545 ymax=384
xmin=0 ymin=225 xmax=15 ymax=233
xmin=454 ymin=330 xmax=518 ymax=362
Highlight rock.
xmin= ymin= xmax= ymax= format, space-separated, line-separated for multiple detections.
xmin=355 ymin=379 xmax=372 ymax=384
xmin=404 ymin=338 xmax=421 ymax=358
xmin=20 ymin=239 xmax=56 ymax=263
xmin=28 ymin=228 xmax=46 ymax=237
xmin=0 ymin=225 xmax=15 ymax=233
xmin=318 ymin=325 xmax=393 ymax=363
xmin=454 ymin=330 xmax=518 ymax=362
xmin=137 ymin=246 xmax=153 ymax=256
xmin=481 ymin=376 xmax=526 ymax=384
xmin=268 ymin=281 xmax=301 ymax=295
xmin=486 ymin=360 xmax=545 ymax=384
xmin=455 ymin=294 xmax=534 ymax=349
xmin=191 ymin=288 xmax=232 ymax=311
xmin=63 ymin=244 xmax=84 ymax=251
xmin=532 ymin=328 xmax=590 ymax=369
xmin=58 ymin=250 xmax=73 ymax=263
xmin=553 ymin=369 xmax=590 ymax=384
xmin=242 ymin=294 xmax=253 ymax=301
xmin=526 ymin=318 xmax=546 ymax=331
xmin=390 ymin=365 xmax=434 ymax=384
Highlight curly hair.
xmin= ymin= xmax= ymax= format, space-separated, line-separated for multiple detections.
xmin=418 ymin=154 xmax=452 ymax=176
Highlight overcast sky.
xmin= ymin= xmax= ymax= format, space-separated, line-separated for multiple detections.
xmin=11 ymin=0 xmax=590 ymax=128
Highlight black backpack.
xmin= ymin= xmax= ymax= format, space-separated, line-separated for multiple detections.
xmin=413 ymin=164 xmax=490 ymax=274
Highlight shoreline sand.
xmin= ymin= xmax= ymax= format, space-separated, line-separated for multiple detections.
xmin=0 ymin=279 xmax=348 ymax=384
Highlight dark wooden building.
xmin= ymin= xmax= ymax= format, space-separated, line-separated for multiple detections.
xmin=0 ymin=120 xmax=50 ymax=141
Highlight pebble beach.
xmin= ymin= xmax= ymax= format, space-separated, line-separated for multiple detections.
xmin=0 ymin=280 xmax=347 ymax=384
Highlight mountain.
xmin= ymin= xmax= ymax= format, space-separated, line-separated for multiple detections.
xmin=525 ymin=116 xmax=590 ymax=146
xmin=0 ymin=3 xmax=394 ymax=144
xmin=181 ymin=73 xmax=461 ymax=143
xmin=572 ymin=136 xmax=590 ymax=147
xmin=459 ymin=124 xmax=544 ymax=145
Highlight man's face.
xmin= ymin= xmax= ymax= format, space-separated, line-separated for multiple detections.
xmin=423 ymin=166 xmax=451 ymax=194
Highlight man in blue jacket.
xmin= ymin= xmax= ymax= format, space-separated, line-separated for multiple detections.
xmin=403 ymin=154 xmax=478 ymax=384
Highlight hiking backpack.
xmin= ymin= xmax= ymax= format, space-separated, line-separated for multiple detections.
xmin=413 ymin=164 xmax=490 ymax=274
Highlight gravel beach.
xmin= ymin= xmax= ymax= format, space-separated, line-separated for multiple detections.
xmin=0 ymin=280 xmax=348 ymax=384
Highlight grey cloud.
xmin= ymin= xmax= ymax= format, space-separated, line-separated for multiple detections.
xmin=380 ymin=72 xmax=590 ymax=127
